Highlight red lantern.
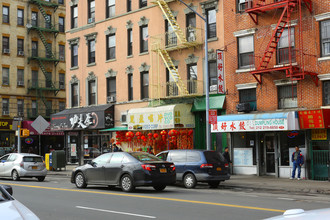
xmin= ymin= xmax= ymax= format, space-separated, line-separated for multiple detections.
xmin=169 ymin=129 xmax=178 ymax=137
xmin=136 ymin=132 xmax=141 ymax=137
xmin=188 ymin=129 xmax=193 ymax=136
xmin=148 ymin=133 xmax=153 ymax=139
xmin=153 ymin=133 xmax=159 ymax=139
xmin=160 ymin=130 xmax=167 ymax=136
xmin=162 ymin=135 xmax=166 ymax=141
xmin=171 ymin=136 xmax=176 ymax=141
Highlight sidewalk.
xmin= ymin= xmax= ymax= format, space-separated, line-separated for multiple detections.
xmin=47 ymin=165 xmax=330 ymax=195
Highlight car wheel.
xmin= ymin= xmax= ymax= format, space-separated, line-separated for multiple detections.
xmin=120 ymin=174 xmax=135 ymax=192
xmin=183 ymin=173 xmax=196 ymax=189
xmin=153 ymin=185 xmax=166 ymax=191
xmin=37 ymin=176 xmax=46 ymax=182
xmin=208 ymin=181 xmax=220 ymax=188
xmin=75 ymin=172 xmax=87 ymax=188
xmin=12 ymin=170 xmax=20 ymax=181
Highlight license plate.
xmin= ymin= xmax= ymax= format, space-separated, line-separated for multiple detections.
xmin=32 ymin=166 xmax=38 ymax=170
xmin=159 ymin=168 xmax=167 ymax=173
xmin=216 ymin=167 xmax=222 ymax=171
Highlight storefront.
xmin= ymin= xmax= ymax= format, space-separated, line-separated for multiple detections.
xmin=50 ymin=104 xmax=114 ymax=165
xmin=211 ymin=111 xmax=305 ymax=178
xmin=298 ymin=109 xmax=330 ymax=181
xmin=0 ymin=119 xmax=15 ymax=156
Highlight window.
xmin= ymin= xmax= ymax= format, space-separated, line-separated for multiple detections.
xmin=17 ymin=99 xmax=24 ymax=116
xmin=107 ymin=77 xmax=116 ymax=102
xmin=165 ymin=19 xmax=177 ymax=47
xmin=109 ymin=153 xmax=124 ymax=164
xmin=238 ymin=35 xmax=254 ymax=68
xmin=59 ymin=73 xmax=65 ymax=89
xmin=59 ymin=102 xmax=65 ymax=111
xmin=46 ymin=100 xmax=52 ymax=116
xmin=239 ymin=88 xmax=257 ymax=111
xmin=128 ymin=74 xmax=133 ymax=101
xmin=71 ymin=44 xmax=78 ymax=67
xmin=237 ymin=0 xmax=252 ymax=13
xmin=17 ymin=9 xmax=24 ymax=26
xmin=32 ymin=70 xmax=38 ymax=87
xmin=278 ymin=85 xmax=297 ymax=109
xmin=88 ymin=0 xmax=95 ymax=23
xmin=127 ymin=29 xmax=132 ymax=56
xmin=166 ymin=67 xmax=178 ymax=96
xmin=141 ymin=71 xmax=149 ymax=99
xmin=46 ymin=72 xmax=52 ymax=87
xmin=59 ymin=16 xmax=65 ymax=32
xmin=323 ymin=81 xmax=330 ymax=106
xmin=127 ymin=0 xmax=132 ymax=12
xmin=140 ymin=0 xmax=147 ymax=8
xmin=2 ymin=67 xmax=9 ymax=85
xmin=321 ymin=20 xmax=330 ymax=57
xmin=2 ymin=99 xmax=9 ymax=115
xmin=58 ymin=0 xmax=64 ymax=4
xmin=140 ymin=25 xmax=148 ymax=53
xmin=31 ymin=11 xmax=38 ymax=27
xmin=71 ymin=5 xmax=78 ymax=28
xmin=88 ymin=80 xmax=96 ymax=105
xmin=59 ymin=44 xmax=65 ymax=61
xmin=106 ymin=34 xmax=115 ymax=60
xmin=32 ymin=41 xmax=38 ymax=57
xmin=17 ymin=39 xmax=24 ymax=55
xmin=187 ymin=64 xmax=197 ymax=94
xmin=106 ymin=0 xmax=115 ymax=18
xmin=88 ymin=40 xmax=96 ymax=64
xmin=17 ymin=69 xmax=24 ymax=86
xmin=186 ymin=13 xmax=196 ymax=42
xmin=209 ymin=61 xmax=217 ymax=92
xmin=71 ymin=83 xmax=79 ymax=107
xmin=206 ymin=8 xmax=216 ymax=39
xmin=32 ymin=100 xmax=37 ymax=116
xmin=94 ymin=154 xmax=111 ymax=165
xmin=3 ymin=6 xmax=9 ymax=24
xmin=2 ymin=36 xmax=9 ymax=54
xmin=277 ymin=28 xmax=295 ymax=64
xmin=45 ymin=14 xmax=51 ymax=29
xmin=169 ymin=151 xmax=186 ymax=162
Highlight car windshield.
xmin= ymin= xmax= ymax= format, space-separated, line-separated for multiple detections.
xmin=203 ymin=151 xmax=226 ymax=163
xmin=23 ymin=156 xmax=43 ymax=163
xmin=129 ymin=152 xmax=162 ymax=162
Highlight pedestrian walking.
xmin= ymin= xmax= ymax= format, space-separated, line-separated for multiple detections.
xmin=290 ymin=146 xmax=304 ymax=180
xmin=222 ymin=147 xmax=232 ymax=164
xmin=113 ymin=144 xmax=119 ymax=152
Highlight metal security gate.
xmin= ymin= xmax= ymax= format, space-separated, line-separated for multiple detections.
xmin=311 ymin=141 xmax=330 ymax=181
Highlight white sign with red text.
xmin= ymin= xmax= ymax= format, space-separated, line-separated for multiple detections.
xmin=217 ymin=50 xmax=225 ymax=94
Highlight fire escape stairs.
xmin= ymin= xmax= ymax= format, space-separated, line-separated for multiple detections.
xmin=37 ymin=60 xmax=60 ymax=95
xmin=29 ymin=0 xmax=59 ymax=12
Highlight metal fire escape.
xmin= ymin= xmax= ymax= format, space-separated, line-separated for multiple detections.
xmin=245 ymin=0 xmax=318 ymax=85
xmin=27 ymin=0 xmax=60 ymax=118
xmin=151 ymin=0 xmax=203 ymax=98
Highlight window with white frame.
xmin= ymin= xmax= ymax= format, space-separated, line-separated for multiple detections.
xmin=17 ymin=9 xmax=24 ymax=26
xmin=106 ymin=0 xmax=115 ymax=18
xmin=88 ymin=80 xmax=96 ymax=105
xmin=321 ymin=20 xmax=330 ymax=57
xmin=17 ymin=99 xmax=24 ymax=116
xmin=71 ymin=5 xmax=78 ymax=28
xmin=17 ymin=69 xmax=24 ymax=86
xmin=239 ymin=88 xmax=257 ymax=111
xmin=278 ymin=85 xmax=297 ymax=109
xmin=141 ymin=71 xmax=149 ymax=99
xmin=32 ymin=100 xmax=37 ymax=116
xmin=88 ymin=39 xmax=96 ymax=64
xmin=88 ymin=0 xmax=95 ymax=23
xmin=3 ymin=6 xmax=9 ymax=24
xmin=71 ymin=83 xmax=79 ymax=107
xmin=59 ymin=73 xmax=65 ymax=90
xmin=107 ymin=77 xmax=116 ymax=102
xmin=187 ymin=63 xmax=197 ymax=94
xmin=2 ymin=98 xmax=9 ymax=115
xmin=2 ymin=67 xmax=9 ymax=85
xmin=277 ymin=28 xmax=295 ymax=64
xmin=209 ymin=61 xmax=217 ymax=92
xmin=238 ymin=35 xmax=254 ymax=68
xmin=106 ymin=34 xmax=115 ymax=60
xmin=71 ymin=44 xmax=78 ymax=67
xmin=206 ymin=8 xmax=216 ymax=39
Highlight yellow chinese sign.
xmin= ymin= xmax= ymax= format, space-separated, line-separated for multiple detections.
xmin=311 ymin=129 xmax=327 ymax=140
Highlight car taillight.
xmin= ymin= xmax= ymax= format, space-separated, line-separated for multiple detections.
xmin=225 ymin=163 xmax=229 ymax=168
xmin=141 ymin=164 xmax=156 ymax=171
xmin=170 ymin=164 xmax=175 ymax=171
xmin=200 ymin=164 xmax=213 ymax=169
xmin=20 ymin=162 xmax=24 ymax=168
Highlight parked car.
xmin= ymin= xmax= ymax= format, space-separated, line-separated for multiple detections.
xmin=156 ymin=149 xmax=230 ymax=188
xmin=265 ymin=208 xmax=330 ymax=219
xmin=71 ymin=152 xmax=176 ymax=192
xmin=0 ymin=153 xmax=47 ymax=181
xmin=0 ymin=184 xmax=40 ymax=220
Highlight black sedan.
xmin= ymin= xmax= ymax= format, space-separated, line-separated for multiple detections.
xmin=71 ymin=152 xmax=176 ymax=192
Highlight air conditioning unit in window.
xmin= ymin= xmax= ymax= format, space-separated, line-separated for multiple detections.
xmin=210 ymin=85 xmax=217 ymax=92
xmin=17 ymin=81 xmax=24 ymax=86
xmin=18 ymin=51 xmax=24 ymax=56
xmin=239 ymin=0 xmax=253 ymax=12
xmin=88 ymin=17 xmax=95 ymax=23
xmin=59 ymin=84 xmax=65 ymax=89
xmin=121 ymin=111 xmax=128 ymax=125
xmin=236 ymin=103 xmax=251 ymax=113
xmin=59 ymin=55 xmax=65 ymax=61
xmin=3 ymin=49 xmax=10 ymax=54
xmin=2 ymin=111 xmax=9 ymax=115
xmin=107 ymin=96 xmax=116 ymax=103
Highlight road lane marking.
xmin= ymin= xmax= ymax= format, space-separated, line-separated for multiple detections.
xmin=277 ymin=198 xmax=295 ymax=201
xmin=76 ymin=206 xmax=156 ymax=219
xmin=1 ymin=182 xmax=285 ymax=213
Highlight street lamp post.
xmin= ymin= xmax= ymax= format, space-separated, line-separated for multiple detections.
xmin=177 ymin=0 xmax=211 ymax=150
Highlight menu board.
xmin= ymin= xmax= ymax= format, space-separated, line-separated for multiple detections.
xmin=234 ymin=148 xmax=253 ymax=166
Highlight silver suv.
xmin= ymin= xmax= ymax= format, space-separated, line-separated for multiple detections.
xmin=0 ymin=153 xmax=47 ymax=181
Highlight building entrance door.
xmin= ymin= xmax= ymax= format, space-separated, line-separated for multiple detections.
xmin=264 ymin=135 xmax=276 ymax=174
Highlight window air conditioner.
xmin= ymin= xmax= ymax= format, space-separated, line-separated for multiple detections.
xmin=107 ymin=96 xmax=116 ymax=103
xmin=210 ymin=85 xmax=217 ymax=92
xmin=3 ymin=49 xmax=10 ymax=54
xmin=88 ymin=18 xmax=95 ymax=23
xmin=2 ymin=111 xmax=9 ymax=115
xmin=121 ymin=111 xmax=128 ymax=125
xmin=239 ymin=0 xmax=252 ymax=12
xmin=59 ymin=55 xmax=65 ymax=61
xmin=17 ymin=81 xmax=24 ymax=86
xmin=236 ymin=103 xmax=251 ymax=113
xmin=18 ymin=51 xmax=25 ymax=56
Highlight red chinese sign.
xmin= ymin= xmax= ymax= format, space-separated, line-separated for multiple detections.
xmin=298 ymin=110 xmax=324 ymax=129
xmin=216 ymin=50 xmax=225 ymax=94
xmin=209 ymin=109 xmax=217 ymax=125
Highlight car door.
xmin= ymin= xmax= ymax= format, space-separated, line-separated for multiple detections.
xmin=85 ymin=154 xmax=111 ymax=184
xmin=168 ymin=151 xmax=187 ymax=181
xmin=0 ymin=154 xmax=10 ymax=176
xmin=104 ymin=153 xmax=125 ymax=184
xmin=2 ymin=154 xmax=17 ymax=177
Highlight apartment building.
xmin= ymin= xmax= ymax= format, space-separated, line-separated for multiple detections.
xmin=51 ymin=0 xmax=227 ymax=164
xmin=213 ymin=0 xmax=330 ymax=179
xmin=0 ymin=0 xmax=66 ymax=156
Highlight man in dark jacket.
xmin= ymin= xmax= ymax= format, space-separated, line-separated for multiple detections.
xmin=290 ymin=146 xmax=304 ymax=180
xmin=222 ymin=147 xmax=232 ymax=164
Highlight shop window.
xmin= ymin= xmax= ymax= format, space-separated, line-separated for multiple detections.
xmin=239 ymin=88 xmax=257 ymax=111
xmin=278 ymin=85 xmax=297 ymax=109
xmin=320 ymin=19 xmax=330 ymax=57
xmin=323 ymin=80 xmax=330 ymax=106
xmin=232 ymin=132 xmax=257 ymax=165
xmin=280 ymin=131 xmax=305 ymax=166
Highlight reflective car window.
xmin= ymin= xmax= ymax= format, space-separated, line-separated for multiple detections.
xmin=0 ymin=155 xmax=10 ymax=162
xmin=110 ymin=153 xmax=124 ymax=164
xmin=122 ymin=156 xmax=130 ymax=163
xmin=157 ymin=152 xmax=168 ymax=161
xmin=170 ymin=151 xmax=186 ymax=162
xmin=187 ymin=151 xmax=201 ymax=162
xmin=203 ymin=151 xmax=226 ymax=163
xmin=6 ymin=154 xmax=16 ymax=162
xmin=23 ymin=157 xmax=43 ymax=162
xmin=129 ymin=152 xmax=162 ymax=162
xmin=93 ymin=153 xmax=111 ymax=165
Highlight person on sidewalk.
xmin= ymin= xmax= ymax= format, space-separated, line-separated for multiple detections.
xmin=290 ymin=146 xmax=304 ymax=180
xmin=222 ymin=147 xmax=232 ymax=164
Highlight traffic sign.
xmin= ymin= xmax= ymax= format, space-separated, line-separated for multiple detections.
xmin=31 ymin=116 xmax=49 ymax=134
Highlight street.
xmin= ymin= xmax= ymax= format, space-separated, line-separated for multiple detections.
xmin=1 ymin=176 xmax=329 ymax=220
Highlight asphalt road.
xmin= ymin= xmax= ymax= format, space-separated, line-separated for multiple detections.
xmin=1 ymin=176 xmax=330 ymax=220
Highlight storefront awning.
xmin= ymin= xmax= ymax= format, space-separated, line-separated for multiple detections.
xmin=50 ymin=104 xmax=114 ymax=131
xmin=191 ymin=95 xmax=225 ymax=112
xmin=22 ymin=121 xmax=64 ymax=136
xmin=100 ymin=126 xmax=128 ymax=132
xmin=211 ymin=111 xmax=299 ymax=132
xmin=298 ymin=109 xmax=330 ymax=129
xmin=127 ymin=104 xmax=195 ymax=130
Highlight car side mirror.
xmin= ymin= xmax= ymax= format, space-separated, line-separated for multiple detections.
xmin=1 ymin=160 xmax=6 ymax=163
xmin=3 ymin=185 xmax=13 ymax=196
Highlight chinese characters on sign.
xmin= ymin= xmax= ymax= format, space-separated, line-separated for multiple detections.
xmin=298 ymin=110 xmax=324 ymax=129
xmin=211 ymin=119 xmax=287 ymax=132
xmin=70 ymin=113 xmax=94 ymax=129
xmin=311 ymin=129 xmax=327 ymax=140
xmin=216 ymin=50 xmax=225 ymax=94
xmin=209 ymin=109 xmax=217 ymax=125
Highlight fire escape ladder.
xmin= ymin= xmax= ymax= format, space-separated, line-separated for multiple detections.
xmin=36 ymin=30 xmax=56 ymax=60
xmin=258 ymin=5 xmax=291 ymax=70
xmin=158 ymin=49 xmax=189 ymax=95
xmin=37 ymin=59 xmax=58 ymax=94
xmin=302 ymin=0 xmax=312 ymax=13
xmin=155 ymin=0 xmax=187 ymax=45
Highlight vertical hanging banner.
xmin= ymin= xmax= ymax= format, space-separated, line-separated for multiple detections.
xmin=217 ymin=50 xmax=225 ymax=94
